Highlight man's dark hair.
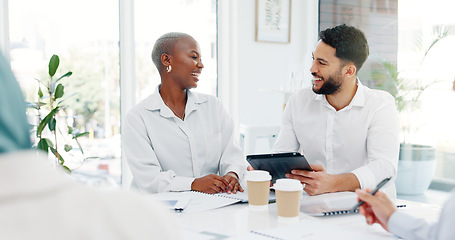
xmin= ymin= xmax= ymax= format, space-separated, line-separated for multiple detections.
xmin=319 ymin=24 xmax=369 ymax=71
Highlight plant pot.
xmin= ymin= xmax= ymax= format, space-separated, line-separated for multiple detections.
xmin=395 ymin=144 xmax=436 ymax=195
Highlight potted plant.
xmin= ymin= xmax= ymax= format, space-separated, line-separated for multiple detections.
xmin=27 ymin=54 xmax=89 ymax=173
xmin=373 ymin=25 xmax=451 ymax=195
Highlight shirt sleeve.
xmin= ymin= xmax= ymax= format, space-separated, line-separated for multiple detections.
xmin=217 ymin=99 xmax=249 ymax=182
xmin=271 ymin=94 xmax=300 ymax=153
xmin=388 ymin=211 xmax=437 ymax=240
xmin=123 ymin=108 xmax=195 ymax=194
xmin=351 ymin=99 xmax=399 ymax=193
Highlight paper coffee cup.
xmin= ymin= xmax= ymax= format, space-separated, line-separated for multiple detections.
xmin=273 ymin=179 xmax=303 ymax=221
xmin=246 ymin=170 xmax=272 ymax=210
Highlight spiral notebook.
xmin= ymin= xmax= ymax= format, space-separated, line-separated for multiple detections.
xmin=235 ymin=219 xmax=394 ymax=240
xmin=300 ymin=192 xmax=406 ymax=216
xmin=152 ymin=191 xmax=243 ymax=213
xmin=154 ymin=190 xmax=276 ymax=213
xmin=300 ymin=191 xmax=361 ymax=216
xmin=214 ymin=190 xmax=276 ymax=203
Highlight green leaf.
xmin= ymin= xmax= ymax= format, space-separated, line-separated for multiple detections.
xmin=74 ymin=132 xmax=89 ymax=138
xmin=56 ymin=71 xmax=72 ymax=82
xmin=48 ymin=117 xmax=56 ymax=131
xmin=36 ymin=107 xmax=59 ymax=137
xmin=37 ymin=110 xmax=55 ymax=137
xmin=62 ymin=165 xmax=71 ymax=174
xmin=48 ymin=55 xmax=59 ymax=77
xmin=37 ymin=138 xmax=49 ymax=153
xmin=49 ymin=147 xmax=64 ymax=165
xmin=64 ymin=144 xmax=72 ymax=152
xmin=38 ymin=87 xmax=43 ymax=98
xmin=44 ymin=138 xmax=54 ymax=148
xmin=68 ymin=126 xmax=73 ymax=134
xmin=54 ymin=84 xmax=64 ymax=100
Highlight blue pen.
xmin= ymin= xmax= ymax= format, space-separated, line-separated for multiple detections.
xmin=350 ymin=177 xmax=392 ymax=212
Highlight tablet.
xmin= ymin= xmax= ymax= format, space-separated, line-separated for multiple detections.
xmin=246 ymin=152 xmax=312 ymax=183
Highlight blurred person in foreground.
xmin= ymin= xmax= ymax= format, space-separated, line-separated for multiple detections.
xmin=0 ymin=52 xmax=180 ymax=240
xmin=123 ymin=32 xmax=248 ymax=194
xmin=356 ymin=189 xmax=454 ymax=240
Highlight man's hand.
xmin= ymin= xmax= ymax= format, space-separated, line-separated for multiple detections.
xmin=191 ymin=174 xmax=230 ymax=194
xmin=356 ymin=189 xmax=397 ymax=231
xmin=223 ymin=171 xmax=244 ymax=194
xmin=285 ymin=164 xmax=360 ymax=195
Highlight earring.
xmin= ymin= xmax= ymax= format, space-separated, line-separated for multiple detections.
xmin=167 ymin=65 xmax=172 ymax=73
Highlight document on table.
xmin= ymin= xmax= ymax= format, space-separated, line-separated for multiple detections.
xmin=233 ymin=219 xmax=396 ymax=240
xmin=152 ymin=191 xmax=241 ymax=213
xmin=214 ymin=190 xmax=276 ymax=203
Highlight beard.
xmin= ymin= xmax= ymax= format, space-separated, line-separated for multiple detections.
xmin=312 ymin=71 xmax=343 ymax=95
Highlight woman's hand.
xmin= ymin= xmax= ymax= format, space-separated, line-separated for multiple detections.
xmin=191 ymin=174 xmax=230 ymax=194
xmin=356 ymin=189 xmax=397 ymax=231
xmin=223 ymin=172 xmax=244 ymax=194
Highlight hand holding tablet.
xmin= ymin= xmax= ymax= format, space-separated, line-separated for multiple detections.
xmin=246 ymin=152 xmax=312 ymax=183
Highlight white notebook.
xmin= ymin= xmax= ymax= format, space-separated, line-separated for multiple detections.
xmin=235 ymin=219 xmax=396 ymax=240
xmin=214 ymin=190 xmax=276 ymax=203
xmin=153 ymin=191 xmax=241 ymax=213
xmin=300 ymin=191 xmax=359 ymax=216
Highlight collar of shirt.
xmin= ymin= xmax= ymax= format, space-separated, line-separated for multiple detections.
xmin=144 ymin=85 xmax=209 ymax=119
xmin=314 ymin=79 xmax=366 ymax=111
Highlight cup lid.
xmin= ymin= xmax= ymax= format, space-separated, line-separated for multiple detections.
xmin=246 ymin=170 xmax=271 ymax=181
xmin=273 ymin=179 xmax=303 ymax=191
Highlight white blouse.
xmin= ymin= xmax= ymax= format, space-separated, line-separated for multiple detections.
xmin=272 ymin=80 xmax=400 ymax=197
xmin=123 ymin=86 xmax=248 ymax=194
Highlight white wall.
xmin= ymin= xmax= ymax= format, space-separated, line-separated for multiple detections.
xmin=219 ymin=0 xmax=319 ymax=129
xmin=0 ymin=0 xmax=10 ymax=61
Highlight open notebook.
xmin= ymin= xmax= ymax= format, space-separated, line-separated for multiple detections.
xmin=300 ymin=191 xmax=405 ymax=216
xmin=300 ymin=191 xmax=359 ymax=216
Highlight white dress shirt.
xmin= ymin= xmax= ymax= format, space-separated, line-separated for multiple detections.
xmin=272 ymin=80 xmax=399 ymax=197
xmin=388 ymin=192 xmax=455 ymax=239
xmin=123 ymin=86 xmax=248 ymax=194
xmin=0 ymin=150 xmax=180 ymax=240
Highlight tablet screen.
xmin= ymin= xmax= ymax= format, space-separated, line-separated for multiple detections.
xmin=246 ymin=152 xmax=312 ymax=183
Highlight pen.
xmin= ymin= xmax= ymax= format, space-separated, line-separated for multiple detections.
xmin=350 ymin=177 xmax=392 ymax=212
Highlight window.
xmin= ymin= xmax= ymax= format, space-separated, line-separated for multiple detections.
xmin=9 ymin=0 xmax=121 ymax=185
xmin=134 ymin=0 xmax=217 ymax=101
xmin=398 ymin=0 xmax=455 ymax=184
xmin=7 ymin=0 xmax=218 ymax=186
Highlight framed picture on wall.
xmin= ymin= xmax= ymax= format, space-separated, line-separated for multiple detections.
xmin=255 ymin=0 xmax=292 ymax=43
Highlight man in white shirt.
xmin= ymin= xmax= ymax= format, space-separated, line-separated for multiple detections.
xmin=356 ymin=189 xmax=454 ymax=239
xmin=272 ymin=24 xmax=399 ymax=197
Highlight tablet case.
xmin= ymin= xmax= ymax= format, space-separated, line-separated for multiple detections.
xmin=246 ymin=152 xmax=312 ymax=183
